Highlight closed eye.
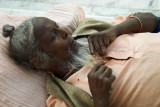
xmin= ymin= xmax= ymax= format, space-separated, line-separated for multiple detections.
xmin=51 ymin=29 xmax=57 ymax=41
xmin=50 ymin=24 xmax=59 ymax=42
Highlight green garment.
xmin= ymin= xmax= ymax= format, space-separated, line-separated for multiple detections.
xmin=47 ymin=74 xmax=93 ymax=107
xmin=72 ymin=18 xmax=112 ymax=37
xmin=46 ymin=18 xmax=112 ymax=107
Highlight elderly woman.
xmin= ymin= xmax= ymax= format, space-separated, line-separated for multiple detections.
xmin=2 ymin=12 xmax=159 ymax=107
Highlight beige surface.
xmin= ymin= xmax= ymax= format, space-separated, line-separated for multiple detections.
xmin=0 ymin=0 xmax=160 ymax=21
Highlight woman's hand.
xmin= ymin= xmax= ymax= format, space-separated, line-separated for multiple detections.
xmin=88 ymin=28 xmax=118 ymax=57
xmin=88 ymin=61 xmax=116 ymax=107
xmin=88 ymin=12 xmax=159 ymax=57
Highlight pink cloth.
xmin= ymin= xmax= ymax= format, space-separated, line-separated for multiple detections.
xmin=46 ymin=15 xmax=160 ymax=107
xmin=48 ymin=52 xmax=160 ymax=107
xmin=106 ymin=32 xmax=160 ymax=59
xmin=0 ymin=4 xmax=85 ymax=107
xmin=41 ymin=3 xmax=85 ymax=35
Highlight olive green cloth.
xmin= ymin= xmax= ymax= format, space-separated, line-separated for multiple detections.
xmin=46 ymin=18 xmax=113 ymax=107
xmin=72 ymin=18 xmax=113 ymax=37
xmin=47 ymin=74 xmax=93 ymax=107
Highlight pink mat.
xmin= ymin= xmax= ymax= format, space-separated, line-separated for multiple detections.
xmin=0 ymin=3 xmax=85 ymax=107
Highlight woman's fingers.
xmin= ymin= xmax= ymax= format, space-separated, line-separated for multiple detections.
xmin=96 ymin=65 xmax=107 ymax=76
xmin=103 ymin=35 xmax=109 ymax=48
xmin=93 ymin=36 xmax=101 ymax=55
xmin=88 ymin=35 xmax=107 ymax=56
xmin=89 ymin=62 xmax=116 ymax=83
xmin=88 ymin=36 xmax=94 ymax=54
xmin=88 ymin=33 xmax=110 ymax=56
xmin=98 ymin=36 xmax=107 ymax=56
xmin=102 ymin=67 xmax=112 ymax=77
xmin=110 ymin=75 xmax=116 ymax=83
xmin=88 ymin=61 xmax=105 ymax=75
xmin=88 ymin=30 xmax=118 ymax=57
xmin=102 ymin=67 xmax=116 ymax=83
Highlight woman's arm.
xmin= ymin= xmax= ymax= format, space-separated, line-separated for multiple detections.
xmin=88 ymin=12 xmax=159 ymax=56
xmin=113 ymin=12 xmax=159 ymax=35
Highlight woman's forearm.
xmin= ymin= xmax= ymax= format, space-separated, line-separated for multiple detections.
xmin=87 ymin=12 xmax=159 ymax=56
xmin=112 ymin=12 xmax=159 ymax=36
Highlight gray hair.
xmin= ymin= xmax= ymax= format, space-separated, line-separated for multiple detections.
xmin=2 ymin=17 xmax=52 ymax=70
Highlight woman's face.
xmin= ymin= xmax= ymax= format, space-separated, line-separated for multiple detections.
xmin=34 ymin=17 xmax=74 ymax=61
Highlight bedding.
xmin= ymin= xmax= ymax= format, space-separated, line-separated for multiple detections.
xmin=46 ymin=15 xmax=160 ymax=107
xmin=47 ymin=52 xmax=160 ymax=107
xmin=0 ymin=3 xmax=85 ymax=107
xmin=1 ymin=3 xmax=160 ymax=107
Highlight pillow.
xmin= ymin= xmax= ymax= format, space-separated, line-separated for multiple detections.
xmin=0 ymin=3 xmax=85 ymax=107
xmin=40 ymin=3 xmax=85 ymax=34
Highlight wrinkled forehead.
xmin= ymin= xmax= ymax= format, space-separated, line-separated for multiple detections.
xmin=33 ymin=17 xmax=56 ymax=38
xmin=35 ymin=17 xmax=56 ymax=27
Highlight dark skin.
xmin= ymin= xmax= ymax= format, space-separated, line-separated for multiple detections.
xmin=88 ymin=12 xmax=159 ymax=57
xmin=33 ymin=12 xmax=158 ymax=107
xmin=33 ymin=17 xmax=115 ymax=106
xmin=33 ymin=17 xmax=75 ymax=77
xmin=34 ymin=17 xmax=74 ymax=61
xmin=87 ymin=13 xmax=158 ymax=107
xmin=88 ymin=61 xmax=115 ymax=107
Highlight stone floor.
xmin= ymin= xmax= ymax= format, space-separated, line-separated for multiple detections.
xmin=0 ymin=0 xmax=160 ymax=20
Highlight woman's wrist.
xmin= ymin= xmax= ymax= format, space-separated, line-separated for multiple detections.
xmin=133 ymin=12 xmax=159 ymax=32
xmin=110 ymin=25 xmax=122 ymax=37
xmin=114 ymin=17 xmax=140 ymax=35
xmin=109 ymin=12 xmax=159 ymax=37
